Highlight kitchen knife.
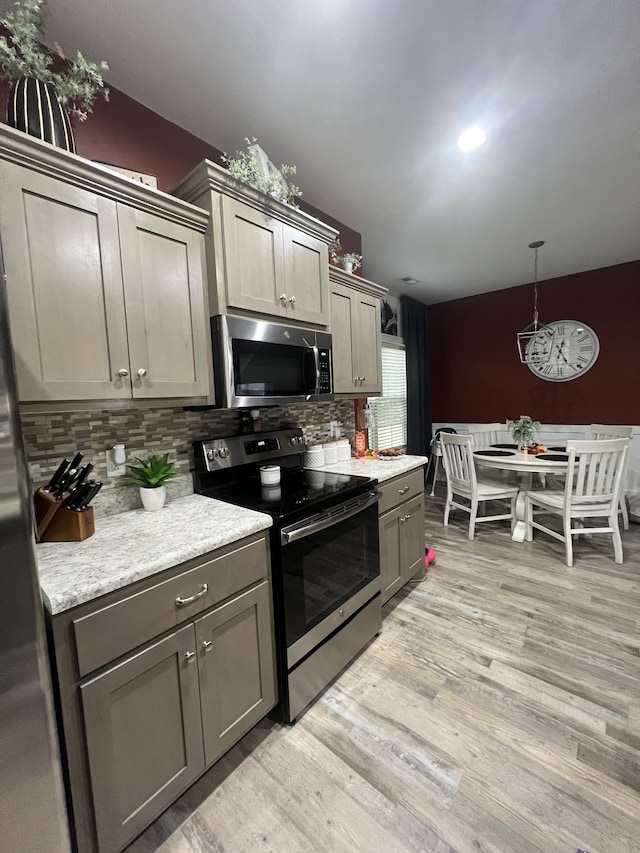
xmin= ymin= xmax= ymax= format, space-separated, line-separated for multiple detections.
xmin=47 ymin=458 xmax=69 ymax=492
xmin=65 ymin=481 xmax=93 ymax=510
xmin=72 ymin=462 xmax=94 ymax=492
xmin=68 ymin=452 xmax=84 ymax=473
xmin=81 ymin=481 xmax=103 ymax=509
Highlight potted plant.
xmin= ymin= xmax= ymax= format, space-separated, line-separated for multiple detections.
xmin=0 ymin=0 xmax=109 ymax=152
xmin=506 ymin=415 xmax=540 ymax=450
xmin=221 ymin=136 xmax=301 ymax=206
xmin=126 ymin=453 xmax=177 ymax=512
xmin=329 ymin=237 xmax=362 ymax=274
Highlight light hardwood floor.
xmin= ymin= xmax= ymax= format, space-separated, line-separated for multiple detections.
xmin=126 ymin=486 xmax=640 ymax=853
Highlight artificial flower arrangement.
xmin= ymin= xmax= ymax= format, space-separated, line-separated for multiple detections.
xmin=506 ymin=415 xmax=540 ymax=447
xmin=0 ymin=0 xmax=109 ymax=121
xmin=328 ymin=237 xmax=362 ymax=272
xmin=222 ymin=137 xmax=301 ymax=206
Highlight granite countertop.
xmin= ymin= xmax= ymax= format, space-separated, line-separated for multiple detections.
xmin=37 ymin=494 xmax=272 ymax=615
xmin=313 ymin=454 xmax=428 ymax=483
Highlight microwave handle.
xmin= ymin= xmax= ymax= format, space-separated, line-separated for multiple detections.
xmin=304 ymin=342 xmax=320 ymax=400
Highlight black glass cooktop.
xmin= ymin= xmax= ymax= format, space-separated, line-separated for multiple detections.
xmin=194 ymin=466 xmax=378 ymax=525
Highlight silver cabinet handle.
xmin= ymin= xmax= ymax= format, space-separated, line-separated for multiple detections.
xmin=202 ymin=640 xmax=213 ymax=652
xmin=400 ymin=514 xmax=411 ymax=522
xmin=280 ymin=293 xmax=288 ymax=305
xmin=185 ymin=651 xmax=196 ymax=663
xmin=289 ymin=295 xmax=296 ymax=306
xmin=137 ymin=368 xmax=147 ymax=378
xmin=175 ymin=583 xmax=208 ymax=607
xmin=398 ymin=486 xmax=410 ymax=494
xmin=117 ymin=368 xmax=129 ymax=378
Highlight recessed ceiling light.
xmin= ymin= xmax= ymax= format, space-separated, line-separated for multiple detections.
xmin=401 ymin=276 xmax=419 ymax=285
xmin=457 ymin=125 xmax=486 ymax=152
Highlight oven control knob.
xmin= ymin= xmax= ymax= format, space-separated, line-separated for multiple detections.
xmin=219 ymin=447 xmax=230 ymax=459
xmin=206 ymin=450 xmax=215 ymax=461
xmin=297 ymin=436 xmax=304 ymax=444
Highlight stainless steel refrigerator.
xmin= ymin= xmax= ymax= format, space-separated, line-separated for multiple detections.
xmin=0 ymin=255 xmax=71 ymax=849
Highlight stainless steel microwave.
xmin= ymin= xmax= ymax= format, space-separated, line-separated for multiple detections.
xmin=210 ymin=315 xmax=333 ymax=408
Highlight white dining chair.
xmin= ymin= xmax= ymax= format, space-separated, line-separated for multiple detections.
xmin=524 ymin=438 xmax=629 ymax=567
xmin=440 ymin=433 xmax=519 ymax=540
xmin=591 ymin=424 xmax=633 ymax=530
xmin=467 ymin=423 xmax=505 ymax=449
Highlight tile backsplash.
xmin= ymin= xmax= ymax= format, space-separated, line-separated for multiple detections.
xmin=21 ymin=401 xmax=356 ymax=517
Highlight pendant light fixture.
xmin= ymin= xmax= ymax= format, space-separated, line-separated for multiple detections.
xmin=516 ymin=240 xmax=551 ymax=364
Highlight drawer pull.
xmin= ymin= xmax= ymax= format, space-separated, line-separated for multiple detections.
xmin=185 ymin=650 xmax=196 ymax=663
xmin=175 ymin=583 xmax=209 ymax=607
xmin=202 ymin=640 xmax=213 ymax=652
xmin=398 ymin=486 xmax=410 ymax=495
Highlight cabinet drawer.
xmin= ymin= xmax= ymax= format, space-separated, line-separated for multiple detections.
xmin=377 ymin=468 xmax=424 ymax=515
xmin=73 ymin=536 xmax=268 ymax=677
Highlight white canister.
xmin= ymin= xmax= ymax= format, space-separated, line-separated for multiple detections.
xmin=259 ymin=465 xmax=280 ymax=485
xmin=336 ymin=439 xmax=351 ymax=461
xmin=304 ymin=446 xmax=325 ymax=468
xmin=322 ymin=442 xmax=338 ymax=464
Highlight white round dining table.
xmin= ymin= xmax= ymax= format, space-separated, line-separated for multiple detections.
xmin=473 ymin=448 xmax=570 ymax=541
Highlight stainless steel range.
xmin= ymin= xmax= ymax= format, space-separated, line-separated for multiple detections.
xmin=193 ymin=428 xmax=381 ymax=722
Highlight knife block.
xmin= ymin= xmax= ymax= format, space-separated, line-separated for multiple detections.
xmin=33 ymin=487 xmax=67 ymax=539
xmin=39 ymin=506 xmax=95 ymax=542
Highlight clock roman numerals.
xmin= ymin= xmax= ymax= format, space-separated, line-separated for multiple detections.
xmin=527 ymin=320 xmax=599 ymax=382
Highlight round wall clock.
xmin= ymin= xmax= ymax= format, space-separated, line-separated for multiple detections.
xmin=526 ymin=320 xmax=600 ymax=382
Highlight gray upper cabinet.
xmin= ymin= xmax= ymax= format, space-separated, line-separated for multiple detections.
xmin=173 ymin=159 xmax=337 ymax=327
xmin=0 ymin=124 xmax=210 ymax=404
xmin=329 ymin=268 xmax=386 ymax=396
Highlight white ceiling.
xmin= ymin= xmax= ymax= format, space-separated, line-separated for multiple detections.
xmin=34 ymin=0 xmax=640 ymax=303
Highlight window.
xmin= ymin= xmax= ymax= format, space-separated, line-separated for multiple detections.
xmin=368 ymin=343 xmax=406 ymax=450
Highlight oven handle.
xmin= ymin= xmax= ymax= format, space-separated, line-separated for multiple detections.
xmin=280 ymin=491 xmax=380 ymax=545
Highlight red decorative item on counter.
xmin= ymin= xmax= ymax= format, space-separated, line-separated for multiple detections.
xmin=354 ymin=430 xmax=367 ymax=458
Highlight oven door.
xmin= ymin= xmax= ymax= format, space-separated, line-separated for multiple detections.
xmin=279 ymin=491 xmax=380 ymax=669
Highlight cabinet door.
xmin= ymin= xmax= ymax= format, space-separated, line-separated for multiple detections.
xmin=379 ymin=506 xmax=404 ymax=604
xmin=118 ymin=206 xmax=210 ymax=398
xmin=220 ymin=196 xmax=286 ymax=317
xmin=196 ymin=581 xmax=276 ymax=766
xmin=330 ymin=283 xmax=358 ymax=393
xmin=283 ymin=224 xmax=329 ymax=325
xmin=0 ymin=163 xmax=131 ymax=401
xmin=81 ymin=624 xmax=204 ymax=853
xmin=357 ymin=292 xmax=383 ymax=394
xmin=400 ymin=493 xmax=425 ymax=583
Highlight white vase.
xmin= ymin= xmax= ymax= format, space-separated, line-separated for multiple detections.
xmin=342 ymin=260 xmax=354 ymax=274
xmin=140 ymin=486 xmax=166 ymax=511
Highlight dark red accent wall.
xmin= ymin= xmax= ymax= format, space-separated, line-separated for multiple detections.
xmin=429 ymin=260 xmax=640 ymax=425
xmin=0 ymin=79 xmax=362 ymax=255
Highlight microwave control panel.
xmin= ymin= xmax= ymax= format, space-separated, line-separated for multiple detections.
xmin=319 ymin=349 xmax=331 ymax=393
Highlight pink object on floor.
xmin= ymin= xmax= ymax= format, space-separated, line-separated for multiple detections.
xmin=425 ymin=548 xmax=437 ymax=567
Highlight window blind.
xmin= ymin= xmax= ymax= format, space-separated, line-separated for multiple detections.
xmin=368 ymin=345 xmax=407 ymax=450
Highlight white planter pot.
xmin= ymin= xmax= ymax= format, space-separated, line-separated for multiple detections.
xmin=140 ymin=486 xmax=166 ymax=512
xmin=342 ymin=260 xmax=354 ymax=274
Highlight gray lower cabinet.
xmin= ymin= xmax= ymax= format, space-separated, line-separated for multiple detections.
xmin=378 ymin=469 xmax=426 ymax=603
xmin=81 ymin=625 xmax=205 ymax=853
xmin=49 ymin=532 xmax=276 ymax=853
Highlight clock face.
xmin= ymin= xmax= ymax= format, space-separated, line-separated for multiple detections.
xmin=526 ymin=320 xmax=599 ymax=382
